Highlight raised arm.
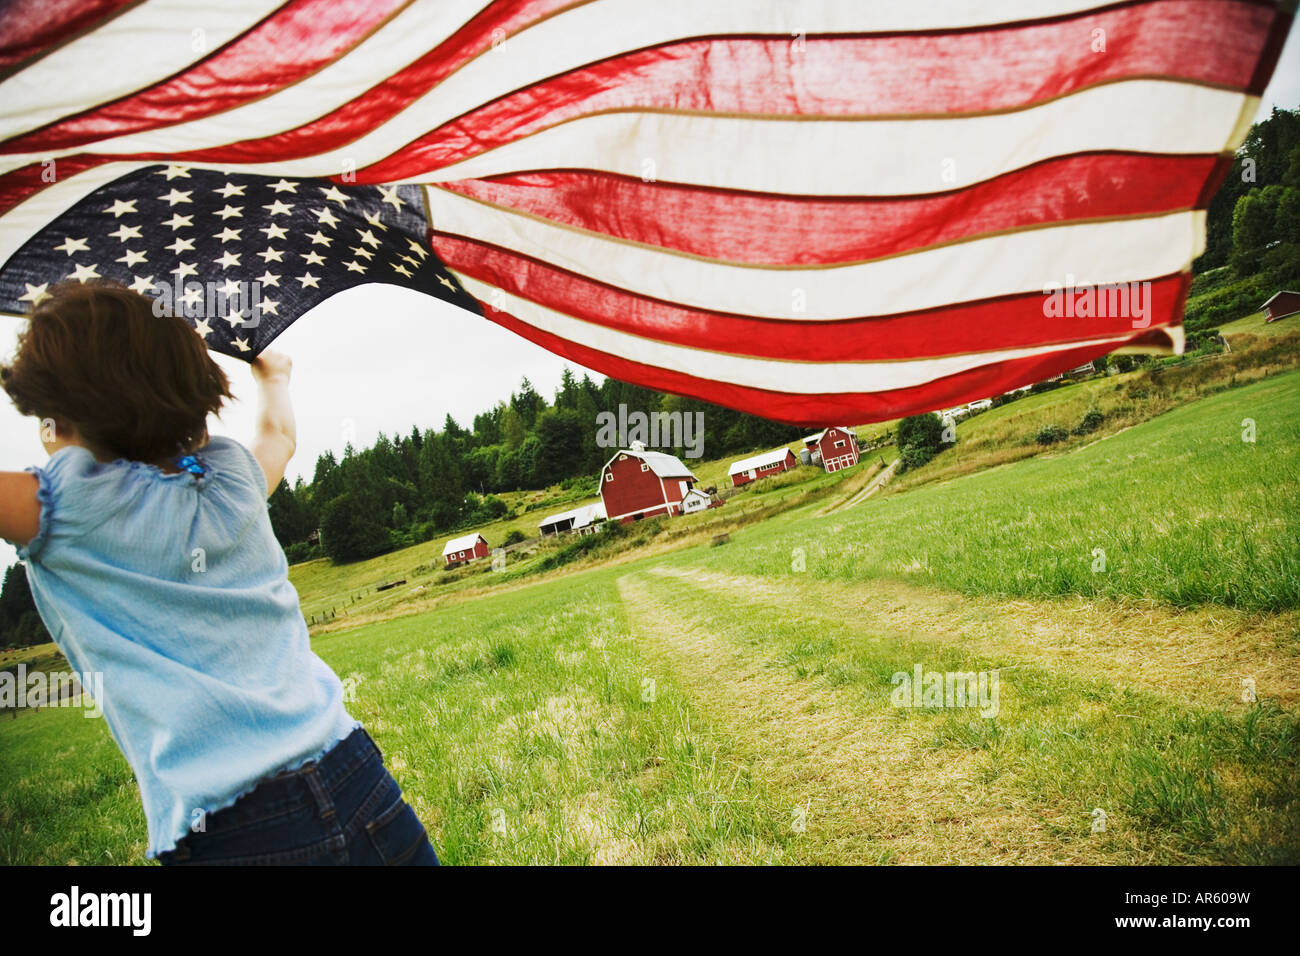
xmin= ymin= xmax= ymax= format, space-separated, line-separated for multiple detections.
xmin=0 ymin=471 xmax=40 ymax=548
xmin=249 ymin=351 xmax=296 ymax=498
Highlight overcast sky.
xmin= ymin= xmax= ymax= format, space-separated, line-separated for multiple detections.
xmin=2 ymin=30 xmax=1298 ymax=569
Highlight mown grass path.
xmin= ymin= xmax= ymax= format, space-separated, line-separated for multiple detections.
xmin=617 ymin=573 xmax=1116 ymax=864
xmin=617 ymin=565 xmax=1299 ymax=864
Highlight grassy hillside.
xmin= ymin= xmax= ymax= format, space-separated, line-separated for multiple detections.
xmin=3 ymin=370 xmax=1296 ymax=864
xmin=1218 ymin=310 xmax=1299 ymax=339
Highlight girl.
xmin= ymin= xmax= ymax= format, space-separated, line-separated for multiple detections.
xmin=0 ymin=281 xmax=437 ymax=866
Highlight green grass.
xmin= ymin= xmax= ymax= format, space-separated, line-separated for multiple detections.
xmin=2 ymin=368 xmax=1296 ymax=864
xmin=0 ymin=577 xmax=798 ymax=865
xmin=0 ymin=705 xmax=147 ymax=864
xmin=610 ymin=565 xmax=1300 ymax=863
xmin=709 ymin=370 xmax=1300 ymax=612
xmin=1218 ymin=310 xmax=1299 ymax=339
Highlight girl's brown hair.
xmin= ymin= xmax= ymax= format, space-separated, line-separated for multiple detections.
xmin=1 ymin=280 xmax=233 ymax=462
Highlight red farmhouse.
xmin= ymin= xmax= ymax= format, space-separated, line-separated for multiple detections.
xmin=804 ymin=427 xmax=860 ymax=473
xmin=729 ymin=447 xmax=798 ymax=488
xmin=443 ymin=532 xmax=490 ymax=568
xmin=599 ymin=445 xmax=699 ymax=523
xmin=1260 ymin=290 xmax=1300 ymax=323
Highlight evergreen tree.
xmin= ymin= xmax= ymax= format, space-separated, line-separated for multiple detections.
xmin=418 ymin=433 xmax=464 ymax=529
xmin=472 ymin=403 xmax=503 ymax=446
xmin=554 ymin=367 xmax=580 ymax=410
xmin=267 ymin=479 xmax=317 ymax=546
xmin=0 ymin=563 xmax=49 ymax=647
xmin=320 ymin=494 xmax=390 ymax=563
xmin=511 ymin=377 xmax=546 ymax=428
xmin=534 ymin=408 xmax=585 ymax=487
xmin=500 ymin=404 xmax=526 ymax=450
xmin=311 ymin=450 xmax=344 ymax=504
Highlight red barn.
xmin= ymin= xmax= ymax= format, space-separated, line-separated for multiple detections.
xmin=729 ymin=447 xmax=798 ymax=487
xmin=443 ymin=532 xmax=490 ymax=567
xmin=803 ymin=426 xmax=860 ymax=473
xmin=1261 ymin=290 xmax=1300 ymax=323
xmin=599 ymin=445 xmax=699 ymax=523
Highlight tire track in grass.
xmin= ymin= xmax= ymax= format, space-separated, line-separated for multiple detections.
xmin=645 ymin=566 xmax=1300 ymax=710
xmin=616 ymin=572 xmax=1122 ymax=864
xmin=819 ymin=458 xmax=899 ymax=515
xmin=642 ymin=565 xmax=1300 ymax=863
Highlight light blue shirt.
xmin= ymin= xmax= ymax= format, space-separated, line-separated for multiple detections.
xmin=11 ymin=436 xmax=359 ymax=858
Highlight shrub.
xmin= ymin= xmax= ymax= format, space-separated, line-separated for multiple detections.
xmin=283 ymin=542 xmax=323 ymax=565
xmin=1035 ymin=424 xmax=1069 ymax=445
xmin=503 ymin=530 xmax=527 ymax=546
xmin=896 ymin=413 xmax=948 ymax=472
xmin=899 ymin=445 xmax=938 ymax=472
xmin=1072 ymin=409 xmax=1105 ymax=436
xmin=896 ymin=413 xmax=945 ymax=452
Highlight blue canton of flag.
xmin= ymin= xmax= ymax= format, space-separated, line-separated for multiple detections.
xmin=0 ymin=164 xmax=482 ymax=357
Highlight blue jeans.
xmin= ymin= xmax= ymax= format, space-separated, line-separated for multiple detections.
xmin=157 ymin=726 xmax=439 ymax=866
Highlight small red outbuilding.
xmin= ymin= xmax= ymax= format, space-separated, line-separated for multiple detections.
xmin=1261 ymin=290 xmax=1300 ymax=323
xmin=443 ymin=532 xmax=490 ymax=567
xmin=729 ymin=447 xmax=798 ymax=488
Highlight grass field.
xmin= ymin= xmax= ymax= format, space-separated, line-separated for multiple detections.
xmin=1217 ymin=310 xmax=1298 ymax=339
xmin=730 ymin=370 xmax=1300 ymax=612
xmin=3 ymin=369 xmax=1297 ymax=864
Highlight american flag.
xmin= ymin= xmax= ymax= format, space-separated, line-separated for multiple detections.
xmin=0 ymin=0 xmax=1291 ymax=425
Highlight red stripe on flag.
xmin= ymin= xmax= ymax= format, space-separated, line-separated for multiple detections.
xmin=0 ymin=154 xmax=111 ymax=217
xmin=0 ymin=0 xmax=135 ymax=73
xmin=434 ymin=230 xmax=1191 ymax=361
xmin=477 ymin=300 xmax=1158 ymax=426
xmin=438 ymin=153 xmax=1220 ymax=265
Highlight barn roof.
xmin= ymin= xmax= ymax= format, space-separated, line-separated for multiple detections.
xmin=729 ymin=447 xmax=795 ymax=475
xmin=442 ymin=532 xmax=486 ymax=555
xmin=1260 ymin=290 xmax=1300 ymax=308
xmin=604 ymin=448 xmax=697 ymax=479
xmin=538 ymin=502 xmax=606 ymax=529
xmin=802 ymin=426 xmax=855 ymax=444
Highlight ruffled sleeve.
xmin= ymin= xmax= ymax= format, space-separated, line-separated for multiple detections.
xmin=14 ymin=446 xmax=96 ymax=564
xmin=15 ymin=463 xmax=55 ymax=563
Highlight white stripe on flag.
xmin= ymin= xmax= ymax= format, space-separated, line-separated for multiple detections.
xmin=0 ymin=0 xmax=286 ymax=142
xmin=423 ymin=82 xmax=1254 ymax=194
xmin=0 ymin=0 xmax=487 ymax=166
